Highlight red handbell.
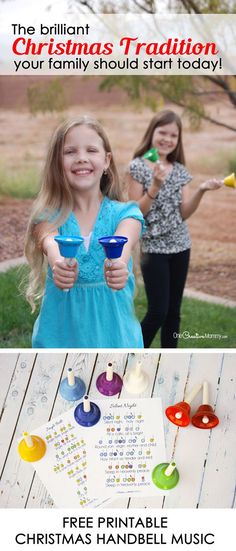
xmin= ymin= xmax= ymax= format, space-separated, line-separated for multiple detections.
xmin=191 ymin=382 xmax=219 ymax=430
xmin=191 ymin=404 xmax=219 ymax=429
xmin=165 ymin=401 xmax=191 ymax=427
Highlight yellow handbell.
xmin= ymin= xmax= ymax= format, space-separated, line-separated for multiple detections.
xmin=18 ymin=431 xmax=46 ymax=462
xmin=224 ymin=173 xmax=236 ymax=188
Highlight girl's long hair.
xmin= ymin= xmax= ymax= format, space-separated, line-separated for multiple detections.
xmin=133 ymin=110 xmax=185 ymax=165
xmin=24 ymin=116 xmax=122 ymax=310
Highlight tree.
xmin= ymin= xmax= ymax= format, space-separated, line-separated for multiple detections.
xmin=73 ymin=1 xmax=157 ymax=13
xmin=84 ymin=0 xmax=236 ymax=131
xmin=170 ymin=1 xmax=236 ymax=14
xmin=71 ymin=0 xmax=236 ymax=14
xmin=100 ymin=75 xmax=236 ymax=131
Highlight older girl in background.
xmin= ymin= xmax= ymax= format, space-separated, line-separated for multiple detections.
xmin=126 ymin=110 xmax=223 ymax=348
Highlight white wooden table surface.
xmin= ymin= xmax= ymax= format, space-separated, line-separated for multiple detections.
xmin=0 ymin=352 xmax=235 ymax=509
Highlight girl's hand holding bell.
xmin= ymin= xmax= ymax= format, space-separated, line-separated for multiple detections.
xmin=104 ymin=258 xmax=129 ymax=290
xmin=52 ymin=259 xmax=78 ymax=290
xmin=152 ymin=160 xmax=168 ymax=189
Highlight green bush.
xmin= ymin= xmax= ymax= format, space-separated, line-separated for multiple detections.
xmin=0 ymin=166 xmax=39 ymax=198
xmin=27 ymin=79 xmax=66 ymax=114
xmin=0 ymin=266 xmax=38 ymax=348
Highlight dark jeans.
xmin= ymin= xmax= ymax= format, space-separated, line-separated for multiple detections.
xmin=141 ymin=249 xmax=190 ymax=348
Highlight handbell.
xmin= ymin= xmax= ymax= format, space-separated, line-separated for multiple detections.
xmin=143 ymin=148 xmax=159 ymax=163
xmin=165 ymin=384 xmax=202 ymax=427
xmin=123 ymin=359 xmax=149 ymax=394
xmin=74 ymin=396 xmax=101 ymax=427
xmin=98 ymin=236 xmax=128 ymax=260
xmin=191 ymin=382 xmax=219 ymax=429
xmin=96 ymin=362 xmax=123 ymax=396
xmin=54 ymin=235 xmax=84 ymax=259
xmin=59 ymin=367 xmax=86 ymax=401
xmin=18 ymin=432 xmax=46 ymax=462
xmin=152 ymin=461 xmax=179 ymax=490
xmin=224 ymin=173 xmax=236 ymax=188
xmin=54 ymin=235 xmax=84 ymax=293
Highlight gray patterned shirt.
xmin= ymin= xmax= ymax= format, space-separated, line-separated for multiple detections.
xmin=129 ymin=157 xmax=192 ymax=254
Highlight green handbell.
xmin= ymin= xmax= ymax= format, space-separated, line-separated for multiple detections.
xmin=143 ymin=148 xmax=159 ymax=162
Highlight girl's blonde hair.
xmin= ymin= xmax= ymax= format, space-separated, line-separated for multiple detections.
xmin=133 ymin=109 xmax=185 ymax=165
xmin=24 ymin=116 xmax=122 ymax=310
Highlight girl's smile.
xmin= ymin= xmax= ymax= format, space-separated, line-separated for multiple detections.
xmin=63 ymin=125 xmax=111 ymax=192
xmin=72 ymin=168 xmax=93 ymax=175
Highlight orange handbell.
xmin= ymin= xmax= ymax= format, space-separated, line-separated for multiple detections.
xmin=165 ymin=384 xmax=202 ymax=427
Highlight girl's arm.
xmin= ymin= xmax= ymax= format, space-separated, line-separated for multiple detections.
xmin=180 ymin=178 xmax=223 ymax=220
xmin=34 ymin=222 xmax=78 ymax=290
xmin=126 ymin=173 xmax=158 ymax=216
xmin=126 ymin=163 xmax=167 ymax=215
xmin=116 ymin=218 xmax=142 ymax=264
xmin=104 ymin=217 xmax=142 ymax=291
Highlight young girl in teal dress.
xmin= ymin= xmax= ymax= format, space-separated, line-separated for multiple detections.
xmin=25 ymin=117 xmax=144 ymax=348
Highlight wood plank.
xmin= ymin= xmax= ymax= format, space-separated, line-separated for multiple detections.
xmin=0 ymin=353 xmax=36 ymax=475
xmin=198 ymin=353 xmax=236 ymax=507
xmin=0 ymin=353 xmax=66 ymax=508
xmin=0 ymin=353 xmax=19 ymax=409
